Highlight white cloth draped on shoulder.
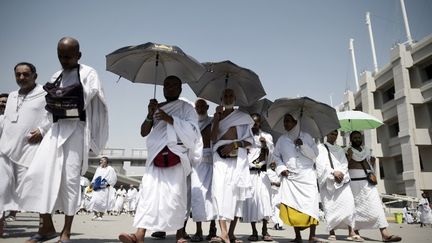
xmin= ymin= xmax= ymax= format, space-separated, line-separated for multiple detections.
xmin=87 ymin=166 xmax=117 ymax=213
xmin=273 ymin=131 xmax=320 ymax=221
xmin=212 ymin=109 xmax=254 ymax=220
xmin=133 ymin=99 xmax=202 ymax=231
xmin=17 ymin=64 xmax=109 ymax=215
xmin=316 ymin=142 xmax=355 ymax=231
xmin=418 ymin=198 xmax=432 ymax=224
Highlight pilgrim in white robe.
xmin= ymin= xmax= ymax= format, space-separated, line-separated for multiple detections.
xmin=402 ymin=207 xmax=414 ymax=224
xmin=87 ymin=165 xmax=117 ymax=213
xmin=17 ymin=64 xmax=109 ymax=216
xmin=0 ymin=84 xmax=51 ymax=211
xmin=346 ymin=145 xmax=388 ymax=230
xmin=212 ymin=109 xmax=254 ymax=220
xmin=418 ymin=197 xmax=432 ymax=224
xmin=127 ymin=187 xmax=138 ymax=212
xmin=242 ymin=130 xmax=273 ymax=223
xmin=114 ymin=188 xmax=127 ymax=214
xmin=191 ymin=115 xmax=216 ymax=222
xmin=316 ymin=142 xmax=355 ymax=231
xmin=274 ymin=129 xmax=320 ymax=227
xmin=133 ymin=98 xmax=202 ymax=232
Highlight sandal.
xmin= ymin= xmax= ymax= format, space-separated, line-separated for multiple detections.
xmin=118 ymin=233 xmax=138 ymax=243
xmin=151 ymin=231 xmax=166 ymax=239
xmin=177 ymin=238 xmax=188 ymax=243
xmin=350 ymin=235 xmax=364 ymax=242
xmin=230 ymin=236 xmax=243 ymax=243
xmin=210 ymin=236 xmax=227 ymax=243
xmin=27 ymin=233 xmax=58 ymax=243
xmin=328 ymin=235 xmax=336 ymax=241
xmin=206 ymin=227 xmax=217 ymax=240
xmin=382 ymin=235 xmax=402 ymax=242
xmin=191 ymin=233 xmax=204 ymax=242
xmin=247 ymin=234 xmax=259 ymax=242
xmin=262 ymin=234 xmax=273 ymax=242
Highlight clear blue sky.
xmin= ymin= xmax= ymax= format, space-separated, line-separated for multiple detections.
xmin=1 ymin=0 xmax=431 ymax=151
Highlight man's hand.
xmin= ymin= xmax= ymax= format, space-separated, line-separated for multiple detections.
xmin=27 ymin=128 xmax=43 ymax=144
xmin=280 ymin=170 xmax=290 ymax=177
xmin=294 ymin=138 xmax=303 ymax=146
xmin=219 ymin=143 xmax=236 ymax=157
xmin=154 ymin=109 xmax=173 ymax=124
xmin=333 ymin=170 xmax=344 ymax=183
xmin=148 ymin=99 xmax=158 ymax=116
xmin=213 ymin=105 xmax=224 ymax=120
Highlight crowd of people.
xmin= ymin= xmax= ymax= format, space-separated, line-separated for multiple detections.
xmin=1 ymin=36 xmax=431 ymax=243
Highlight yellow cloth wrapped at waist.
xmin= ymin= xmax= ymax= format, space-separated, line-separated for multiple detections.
xmin=279 ymin=203 xmax=319 ymax=227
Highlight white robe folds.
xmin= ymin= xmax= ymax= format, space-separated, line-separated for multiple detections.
xmin=191 ymin=115 xmax=215 ymax=222
xmin=242 ymin=131 xmax=274 ymax=222
xmin=17 ymin=64 xmax=109 ymax=215
xmin=87 ymin=166 xmax=117 ymax=213
xmin=316 ymin=142 xmax=354 ymax=231
xmin=419 ymin=198 xmax=432 ymax=224
xmin=0 ymin=84 xmax=51 ymax=211
xmin=274 ymin=131 xmax=320 ymax=221
xmin=133 ymin=99 xmax=202 ymax=231
xmin=346 ymin=146 xmax=388 ymax=230
xmin=212 ymin=109 xmax=254 ymax=220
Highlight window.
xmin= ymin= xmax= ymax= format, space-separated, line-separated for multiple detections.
xmin=380 ymin=164 xmax=385 ymax=178
xmin=395 ymin=159 xmax=404 ymax=174
xmin=425 ymin=64 xmax=432 ymax=81
xmin=389 ymin=122 xmax=399 ymax=138
xmin=383 ymin=86 xmax=395 ymax=103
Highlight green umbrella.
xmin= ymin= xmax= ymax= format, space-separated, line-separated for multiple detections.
xmin=337 ymin=110 xmax=383 ymax=132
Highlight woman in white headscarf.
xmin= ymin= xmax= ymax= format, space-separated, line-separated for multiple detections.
xmin=273 ymin=113 xmax=321 ymax=243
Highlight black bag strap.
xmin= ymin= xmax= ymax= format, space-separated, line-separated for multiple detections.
xmin=323 ymin=144 xmax=334 ymax=169
xmin=52 ymin=65 xmax=81 ymax=87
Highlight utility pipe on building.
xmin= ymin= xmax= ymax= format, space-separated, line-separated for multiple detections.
xmin=349 ymin=38 xmax=359 ymax=91
xmin=400 ymin=0 xmax=413 ymax=45
xmin=366 ymin=12 xmax=379 ymax=74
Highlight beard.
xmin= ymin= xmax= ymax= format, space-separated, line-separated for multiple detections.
xmin=164 ymin=95 xmax=179 ymax=102
xmin=198 ymin=114 xmax=208 ymax=121
xmin=223 ymin=101 xmax=235 ymax=109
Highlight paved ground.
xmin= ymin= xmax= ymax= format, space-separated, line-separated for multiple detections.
xmin=1 ymin=213 xmax=431 ymax=242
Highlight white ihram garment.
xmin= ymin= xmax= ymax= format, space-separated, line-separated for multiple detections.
xmin=133 ymin=99 xmax=202 ymax=231
xmin=419 ymin=198 xmax=432 ymax=224
xmin=274 ymin=131 xmax=320 ymax=221
xmin=316 ymin=142 xmax=354 ymax=231
xmin=212 ymin=109 xmax=254 ymax=220
xmin=346 ymin=145 xmax=388 ymax=230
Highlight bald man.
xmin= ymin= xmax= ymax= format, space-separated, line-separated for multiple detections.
xmin=18 ymin=37 xmax=109 ymax=243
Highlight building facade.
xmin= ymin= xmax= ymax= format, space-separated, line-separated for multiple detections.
xmin=340 ymin=35 xmax=432 ymax=199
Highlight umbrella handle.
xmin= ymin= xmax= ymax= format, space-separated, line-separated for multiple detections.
xmin=153 ymin=53 xmax=159 ymax=99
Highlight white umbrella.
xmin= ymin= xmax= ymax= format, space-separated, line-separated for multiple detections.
xmin=106 ymin=42 xmax=205 ymax=97
xmin=265 ymin=97 xmax=340 ymax=138
xmin=188 ymin=60 xmax=266 ymax=106
xmin=337 ymin=110 xmax=383 ymax=132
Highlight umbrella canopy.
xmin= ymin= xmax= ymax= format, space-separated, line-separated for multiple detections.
xmin=337 ymin=110 xmax=383 ymax=132
xmin=265 ymin=97 xmax=340 ymax=138
xmin=106 ymin=42 xmax=205 ymax=85
xmin=188 ymin=60 xmax=266 ymax=106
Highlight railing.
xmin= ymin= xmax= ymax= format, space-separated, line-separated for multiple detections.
xmin=96 ymin=148 xmax=147 ymax=158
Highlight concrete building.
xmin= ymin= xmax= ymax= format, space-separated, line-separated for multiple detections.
xmin=340 ymin=34 xmax=432 ymax=199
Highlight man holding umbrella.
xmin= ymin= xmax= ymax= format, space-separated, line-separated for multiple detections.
xmin=210 ymin=88 xmax=254 ymax=243
xmin=119 ymin=76 xmax=202 ymax=243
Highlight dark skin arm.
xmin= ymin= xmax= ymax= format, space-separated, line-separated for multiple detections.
xmin=210 ymin=105 xmax=223 ymax=143
xmin=140 ymin=99 xmax=158 ymax=137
